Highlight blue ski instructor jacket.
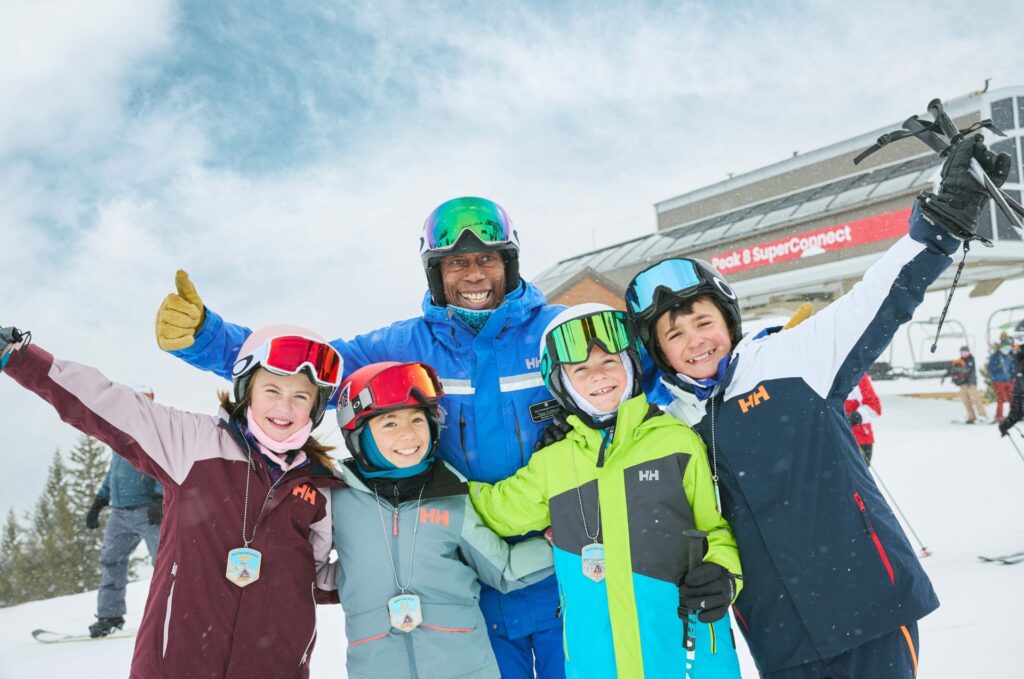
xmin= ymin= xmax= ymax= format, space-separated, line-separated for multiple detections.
xmin=170 ymin=280 xmax=566 ymax=642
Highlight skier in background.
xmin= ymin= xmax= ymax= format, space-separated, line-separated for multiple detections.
xmin=845 ymin=373 xmax=882 ymax=465
xmin=950 ymin=345 xmax=987 ymax=423
xmin=85 ymin=384 xmax=163 ymax=638
xmin=987 ymin=340 xmax=1016 ymax=423
xmin=998 ymin=322 xmax=1024 ymax=437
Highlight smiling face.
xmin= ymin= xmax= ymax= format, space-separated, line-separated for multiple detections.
xmin=440 ymin=250 xmax=506 ymax=310
xmin=564 ymin=345 xmax=628 ymax=413
xmin=248 ymin=368 xmax=317 ymax=442
xmin=366 ymin=407 xmax=432 ymax=468
xmin=655 ymin=297 xmax=734 ymax=380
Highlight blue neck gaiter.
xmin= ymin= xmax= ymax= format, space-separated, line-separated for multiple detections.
xmin=356 ymin=426 xmax=435 ymax=479
xmin=449 ymin=305 xmax=494 ymax=332
xmin=689 ymin=354 xmax=733 ymax=401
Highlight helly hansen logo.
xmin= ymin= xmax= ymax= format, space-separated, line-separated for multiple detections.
xmin=525 ymin=357 xmax=541 ymax=370
xmin=420 ymin=508 xmax=449 ymax=526
xmin=639 ymin=469 xmax=659 ymax=482
xmin=738 ymin=385 xmax=770 ymax=413
xmin=291 ymin=484 xmax=317 ymax=506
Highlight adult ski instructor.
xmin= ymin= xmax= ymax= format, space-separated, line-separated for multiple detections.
xmin=154 ymin=197 xmax=567 ymax=678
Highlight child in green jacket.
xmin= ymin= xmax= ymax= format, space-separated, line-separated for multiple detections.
xmin=468 ymin=303 xmax=742 ymax=679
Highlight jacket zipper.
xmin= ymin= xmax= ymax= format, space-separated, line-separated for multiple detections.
xmin=299 ymin=582 xmax=318 ymax=667
xmin=162 ymin=561 xmax=177 ymax=658
xmin=459 ymin=415 xmax=472 ymax=473
xmin=512 ymin=409 xmax=525 ymax=466
xmin=853 ymin=491 xmax=895 ymax=585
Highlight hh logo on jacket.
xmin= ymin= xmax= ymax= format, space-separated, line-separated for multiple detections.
xmin=420 ymin=508 xmax=450 ymax=526
xmin=291 ymin=484 xmax=317 ymax=506
xmin=738 ymin=385 xmax=770 ymax=413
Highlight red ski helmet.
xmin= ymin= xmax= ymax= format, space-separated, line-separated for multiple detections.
xmin=337 ymin=361 xmax=445 ymax=465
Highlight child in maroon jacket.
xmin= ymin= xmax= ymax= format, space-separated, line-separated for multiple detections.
xmin=1 ymin=324 xmax=344 ymax=678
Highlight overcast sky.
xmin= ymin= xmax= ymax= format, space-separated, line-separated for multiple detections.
xmin=3 ymin=0 xmax=1024 ymax=518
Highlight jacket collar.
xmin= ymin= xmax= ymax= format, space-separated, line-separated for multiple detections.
xmin=420 ymin=279 xmax=548 ymax=342
xmin=340 ymin=458 xmax=467 ymax=501
xmin=564 ymin=394 xmax=673 ymax=453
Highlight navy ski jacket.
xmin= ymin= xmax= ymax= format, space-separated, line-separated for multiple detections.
xmin=663 ymin=203 xmax=945 ymax=673
xmin=170 ymin=280 xmax=566 ymax=640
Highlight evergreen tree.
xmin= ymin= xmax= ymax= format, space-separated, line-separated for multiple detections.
xmin=66 ymin=435 xmax=110 ymax=590
xmin=0 ymin=509 xmax=24 ymax=606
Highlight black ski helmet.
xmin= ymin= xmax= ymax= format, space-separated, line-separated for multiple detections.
xmin=624 ymin=258 xmax=742 ymax=375
xmin=419 ymin=197 xmax=521 ymax=306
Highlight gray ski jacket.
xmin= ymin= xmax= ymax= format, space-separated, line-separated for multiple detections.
xmin=329 ymin=459 xmax=554 ymax=679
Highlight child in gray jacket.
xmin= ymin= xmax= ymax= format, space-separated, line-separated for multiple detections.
xmin=324 ymin=360 xmax=554 ymax=679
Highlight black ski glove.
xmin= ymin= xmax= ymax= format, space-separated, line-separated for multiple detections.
xmin=147 ymin=496 xmax=164 ymax=525
xmin=919 ymin=134 xmax=1011 ymax=240
xmin=998 ymin=420 xmax=1013 ymax=437
xmin=85 ymin=496 xmax=109 ymax=530
xmin=678 ymin=562 xmax=736 ymax=624
xmin=534 ymin=411 xmax=574 ymax=451
xmin=847 ymin=410 xmax=863 ymax=427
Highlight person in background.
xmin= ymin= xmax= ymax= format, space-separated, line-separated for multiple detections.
xmin=950 ymin=345 xmax=987 ymax=424
xmin=987 ymin=341 xmax=1015 ymax=423
xmin=845 ymin=373 xmax=882 ymax=465
xmin=85 ymin=385 xmax=164 ymax=638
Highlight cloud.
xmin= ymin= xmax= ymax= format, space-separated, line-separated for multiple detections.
xmin=3 ymin=0 xmax=1024 ymax=515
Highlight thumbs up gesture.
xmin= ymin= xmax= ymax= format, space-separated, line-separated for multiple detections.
xmin=155 ymin=270 xmax=206 ymax=351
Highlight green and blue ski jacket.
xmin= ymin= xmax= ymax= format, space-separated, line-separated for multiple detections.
xmin=468 ymin=394 xmax=742 ymax=679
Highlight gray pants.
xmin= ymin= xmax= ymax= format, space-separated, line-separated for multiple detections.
xmin=97 ymin=505 xmax=160 ymax=618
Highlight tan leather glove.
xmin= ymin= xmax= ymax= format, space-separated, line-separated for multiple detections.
xmin=155 ymin=270 xmax=206 ymax=351
xmin=783 ymin=302 xmax=814 ymax=330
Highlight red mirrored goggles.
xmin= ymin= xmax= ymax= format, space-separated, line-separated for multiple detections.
xmin=338 ymin=362 xmax=444 ymax=430
xmin=232 ymin=335 xmax=342 ymax=389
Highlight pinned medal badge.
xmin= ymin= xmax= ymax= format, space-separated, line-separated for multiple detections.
xmin=581 ymin=542 xmax=606 ymax=583
xmin=388 ymin=594 xmax=423 ymax=632
xmin=226 ymin=547 xmax=262 ymax=587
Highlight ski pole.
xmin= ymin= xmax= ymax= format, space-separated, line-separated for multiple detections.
xmin=1007 ymin=428 xmax=1024 ymax=463
xmin=682 ymin=528 xmax=707 ymax=678
xmin=870 ymin=467 xmax=931 ymax=557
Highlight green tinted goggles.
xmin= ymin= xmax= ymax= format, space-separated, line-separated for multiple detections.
xmin=544 ymin=310 xmax=637 ymax=367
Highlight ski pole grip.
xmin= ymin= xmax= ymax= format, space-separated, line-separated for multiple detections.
xmin=928 ymin=98 xmax=962 ymax=144
xmin=684 ymin=528 xmax=708 ymax=574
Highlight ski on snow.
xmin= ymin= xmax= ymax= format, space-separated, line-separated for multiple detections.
xmin=31 ymin=627 xmax=136 ymax=644
xmin=977 ymin=551 xmax=1024 ymax=565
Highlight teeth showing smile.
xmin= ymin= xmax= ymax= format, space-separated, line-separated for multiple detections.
xmin=591 ymin=386 xmax=616 ymax=396
xmin=687 ymin=348 xmax=716 ymax=364
xmin=461 ymin=292 xmax=489 ymax=303
xmin=393 ymin=447 xmax=420 ymax=457
xmin=268 ymin=418 xmax=292 ymax=426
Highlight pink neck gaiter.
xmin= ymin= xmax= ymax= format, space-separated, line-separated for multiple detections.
xmin=245 ymin=407 xmax=311 ymax=471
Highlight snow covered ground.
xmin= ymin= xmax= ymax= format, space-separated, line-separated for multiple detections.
xmin=1 ymin=393 xmax=1021 ymax=677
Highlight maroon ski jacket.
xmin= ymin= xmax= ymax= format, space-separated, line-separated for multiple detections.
xmin=6 ymin=345 xmax=344 ymax=678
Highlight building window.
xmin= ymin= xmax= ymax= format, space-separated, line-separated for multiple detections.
xmin=991 ymin=138 xmax=1020 ymax=184
xmin=992 ymin=97 xmax=1015 ymax=131
xmin=994 ymin=189 xmax=1023 ymax=241
xmin=1017 ymin=96 xmax=1024 ymax=130
xmin=979 ymin=204 xmax=995 ymax=242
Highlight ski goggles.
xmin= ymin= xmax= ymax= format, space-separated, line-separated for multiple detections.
xmin=339 ymin=362 xmax=445 ymax=429
xmin=232 ymin=335 xmax=342 ymax=390
xmin=625 ymin=259 xmax=707 ymax=317
xmin=422 ymin=198 xmax=516 ymax=251
xmin=544 ymin=310 xmax=637 ymax=366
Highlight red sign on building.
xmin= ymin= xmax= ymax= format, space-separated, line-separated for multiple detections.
xmin=709 ymin=208 xmax=912 ymax=275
